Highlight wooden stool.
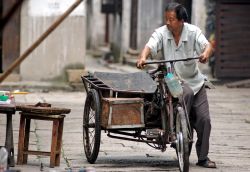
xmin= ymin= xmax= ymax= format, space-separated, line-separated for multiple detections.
xmin=16 ymin=105 xmax=70 ymax=168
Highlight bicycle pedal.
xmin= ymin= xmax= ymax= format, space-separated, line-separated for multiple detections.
xmin=146 ymin=129 xmax=162 ymax=139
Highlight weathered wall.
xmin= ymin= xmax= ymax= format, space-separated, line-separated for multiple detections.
xmin=86 ymin=0 xmax=106 ymax=50
xmin=121 ymin=0 xmax=131 ymax=54
xmin=20 ymin=0 xmax=86 ymax=81
xmin=191 ymin=0 xmax=207 ymax=33
xmin=137 ymin=0 xmax=163 ymax=50
xmin=205 ymin=0 xmax=216 ymax=38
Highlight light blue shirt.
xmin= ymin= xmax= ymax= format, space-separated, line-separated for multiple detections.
xmin=146 ymin=23 xmax=209 ymax=94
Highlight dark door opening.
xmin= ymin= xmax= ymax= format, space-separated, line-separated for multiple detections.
xmin=0 ymin=0 xmax=3 ymax=73
xmin=1 ymin=0 xmax=21 ymax=74
xmin=129 ymin=0 xmax=138 ymax=50
xmin=176 ymin=0 xmax=192 ymax=23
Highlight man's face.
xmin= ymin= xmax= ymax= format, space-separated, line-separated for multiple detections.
xmin=164 ymin=10 xmax=183 ymax=32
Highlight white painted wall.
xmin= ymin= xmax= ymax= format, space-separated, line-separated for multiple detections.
xmin=87 ymin=0 xmax=106 ymax=49
xmin=191 ymin=0 xmax=207 ymax=34
xmin=121 ymin=0 xmax=131 ymax=53
xmin=137 ymin=0 xmax=163 ymax=50
xmin=93 ymin=0 xmax=106 ymax=47
xmin=20 ymin=0 xmax=86 ymax=81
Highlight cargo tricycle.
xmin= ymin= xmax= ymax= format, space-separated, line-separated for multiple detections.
xmin=81 ymin=58 xmax=197 ymax=172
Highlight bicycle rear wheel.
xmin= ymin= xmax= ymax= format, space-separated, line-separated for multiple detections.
xmin=175 ymin=106 xmax=189 ymax=172
xmin=83 ymin=89 xmax=101 ymax=163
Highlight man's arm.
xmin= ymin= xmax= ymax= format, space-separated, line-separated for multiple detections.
xmin=136 ymin=46 xmax=151 ymax=69
xmin=136 ymin=27 xmax=164 ymax=68
xmin=199 ymin=42 xmax=214 ymax=64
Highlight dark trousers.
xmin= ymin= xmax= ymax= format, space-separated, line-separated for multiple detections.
xmin=182 ymin=83 xmax=211 ymax=161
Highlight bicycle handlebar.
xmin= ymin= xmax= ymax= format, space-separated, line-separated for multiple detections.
xmin=143 ymin=57 xmax=200 ymax=65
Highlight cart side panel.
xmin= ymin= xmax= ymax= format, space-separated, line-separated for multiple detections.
xmin=111 ymin=103 xmax=142 ymax=125
xmin=101 ymin=99 xmax=109 ymax=127
xmin=101 ymin=98 xmax=145 ymax=129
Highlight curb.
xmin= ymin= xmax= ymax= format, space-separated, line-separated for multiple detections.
xmin=0 ymin=81 xmax=85 ymax=92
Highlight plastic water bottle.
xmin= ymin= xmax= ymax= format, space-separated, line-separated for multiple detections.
xmin=0 ymin=147 xmax=8 ymax=172
xmin=165 ymin=72 xmax=183 ymax=98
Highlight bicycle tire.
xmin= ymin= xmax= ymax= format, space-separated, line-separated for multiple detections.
xmin=175 ymin=106 xmax=189 ymax=172
xmin=83 ymin=89 xmax=101 ymax=163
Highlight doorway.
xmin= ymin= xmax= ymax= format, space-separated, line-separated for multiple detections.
xmin=1 ymin=0 xmax=21 ymax=74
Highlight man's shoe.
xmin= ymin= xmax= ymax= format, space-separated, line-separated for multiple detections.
xmin=196 ymin=158 xmax=216 ymax=168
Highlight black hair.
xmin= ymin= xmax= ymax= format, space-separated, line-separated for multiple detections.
xmin=165 ymin=2 xmax=189 ymax=22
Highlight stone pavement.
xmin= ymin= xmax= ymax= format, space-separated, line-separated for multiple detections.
xmin=0 ymin=55 xmax=250 ymax=172
xmin=0 ymin=86 xmax=249 ymax=172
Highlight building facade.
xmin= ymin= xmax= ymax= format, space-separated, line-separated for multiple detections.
xmin=86 ymin=0 xmax=207 ymax=61
xmin=1 ymin=0 xmax=86 ymax=81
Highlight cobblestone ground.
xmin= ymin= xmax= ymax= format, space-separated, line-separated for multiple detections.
xmin=0 ymin=85 xmax=250 ymax=172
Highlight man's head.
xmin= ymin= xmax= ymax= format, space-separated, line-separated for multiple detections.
xmin=164 ymin=2 xmax=188 ymax=33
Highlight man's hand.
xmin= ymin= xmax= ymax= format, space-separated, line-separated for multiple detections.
xmin=136 ymin=56 xmax=146 ymax=69
xmin=199 ymin=43 xmax=214 ymax=64
xmin=199 ymin=52 xmax=209 ymax=63
xmin=136 ymin=46 xmax=151 ymax=69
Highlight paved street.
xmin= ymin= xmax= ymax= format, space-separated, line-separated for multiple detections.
xmin=0 ymin=84 xmax=249 ymax=172
xmin=1 ymin=55 xmax=250 ymax=172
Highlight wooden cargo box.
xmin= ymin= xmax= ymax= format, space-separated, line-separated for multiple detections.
xmin=101 ymin=97 xmax=144 ymax=129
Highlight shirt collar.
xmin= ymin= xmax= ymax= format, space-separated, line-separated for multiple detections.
xmin=181 ymin=23 xmax=188 ymax=42
xmin=166 ymin=26 xmax=173 ymax=40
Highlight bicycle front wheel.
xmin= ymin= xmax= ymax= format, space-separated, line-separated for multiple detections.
xmin=83 ymin=89 xmax=101 ymax=164
xmin=175 ymin=106 xmax=189 ymax=172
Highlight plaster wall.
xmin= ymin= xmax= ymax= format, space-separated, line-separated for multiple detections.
xmin=121 ymin=0 xmax=131 ymax=53
xmin=191 ymin=0 xmax=207 ymax=34
xmin=137 ymin=0 xmax=163 ymax=50
xmin=20 ymin=0 xmax=86 ymax=81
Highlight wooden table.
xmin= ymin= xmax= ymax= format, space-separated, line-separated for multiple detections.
xmin=0 ymin=103 xmax=16 ymax=167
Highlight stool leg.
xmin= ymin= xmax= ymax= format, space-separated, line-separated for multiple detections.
xmin=50 ymin=120 xmax=59 ymax=168
xmin=23 ymin=118 xmax=31 ymax=164
xmin=55 ymin=118 xmax=64 ymax=166
xmin=17 ymin=115 xmax=25 ymax=165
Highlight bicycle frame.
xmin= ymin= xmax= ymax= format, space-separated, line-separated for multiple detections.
xmin=145 ymin=57 xmax=199 ymax=145
xmin=147 ymin=64 xmax=174 ymax=147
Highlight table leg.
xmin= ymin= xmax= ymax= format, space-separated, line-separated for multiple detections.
xmin=5 ymin=113 xmax=15 ymax=167
xmin=17 ymin=114 xmax=25 ymax=165
xmin=23 ymin=118 xmax=31 ymax=163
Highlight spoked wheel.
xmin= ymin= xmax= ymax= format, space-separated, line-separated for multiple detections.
xmin=83 ymin=89 xmax=101 ymax=163
xmin=175 ymin=106 xmax=189 ymax=172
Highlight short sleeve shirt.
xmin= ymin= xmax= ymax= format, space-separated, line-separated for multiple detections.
xmin=146 ymin=23 xmax=209 ymax=94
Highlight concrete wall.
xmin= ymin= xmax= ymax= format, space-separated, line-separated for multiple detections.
xmin=119 ymin=0 xmax=164 ymax=53
xmin=90 ymin=0 xmax=106 ymax=49
xmin=20 ymin=0 xmax=86 ymax=81
xmin=137 ymin=0 xmax=163 ymax=50
xmin=121 ymin=0 xmax=131 ymax=54
xmin=191 ymin=0 xmax=207 ymax=34
xmin=86 ymin=0 xmax=106 ymax=50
